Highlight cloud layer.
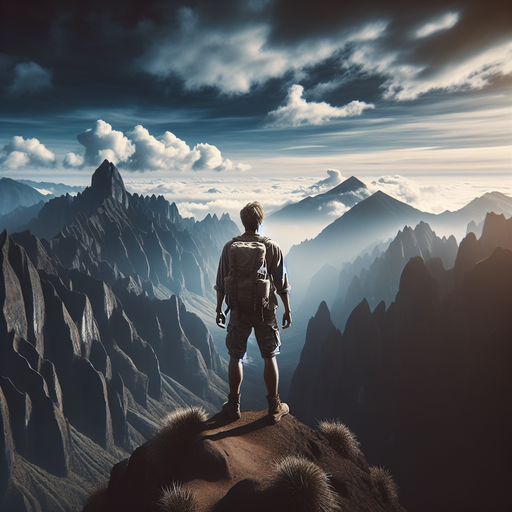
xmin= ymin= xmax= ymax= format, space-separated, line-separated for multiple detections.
xmin=138 ymin=6 xmax=347 ymax=95
xmin=264 ymin=85 xmax=374 ymax=127
xmin=64 ymin=120 xmax=250 ymax=172
xmin=125 ymin=170 xmax=496 ymax=223
xmin=124 ymin=171 xmax=511 ymax=252
xmin=136 ymin=1 xmax=512 ymax=102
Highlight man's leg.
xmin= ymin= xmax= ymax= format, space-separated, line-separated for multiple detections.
xmin=223 ymin=356 xmax=243 ymax=420
xmin=255 ymin=313 xmax=289 ymax=424
xmin=263 ymin=356 xmax=278 ymax=398
xmin=263 ymin=356 xmax=289 ymax=422
xmin=223 ymin=311 xmax=251 ymax=420
xmin=229 ymin=356 xmax=243 ymax=395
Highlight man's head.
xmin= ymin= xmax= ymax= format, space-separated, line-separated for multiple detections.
xmin=240 ymin=201 xmax=265 ymax=232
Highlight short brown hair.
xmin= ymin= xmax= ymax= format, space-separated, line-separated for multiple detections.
xmin=240 ymin=201 xmax=265 ymax=232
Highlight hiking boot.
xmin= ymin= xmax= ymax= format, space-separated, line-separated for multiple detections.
xmin=222 ymin=393 xmax=241 ymax=420
xmin=266 ymin=395 xmax=289 ymax=424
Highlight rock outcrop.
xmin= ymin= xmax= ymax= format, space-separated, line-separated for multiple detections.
xmin=84 ymin=410 xmax=406 ymax=512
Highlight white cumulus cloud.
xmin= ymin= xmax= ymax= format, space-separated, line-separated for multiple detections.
xmin=77 ymin=120 xmax=136 ymax=166
xmin=308 ymin=169 xmax=343 ymax=192
xmin=0 ymin=136 xmax=56 ymax=169
xmin=63 ymin=152 xmax=85 ymax=168
xmin=73 ymin=120 xmax=250 ymax=172
xmin=368 ymin=175 xmax=442 ymax=212
xmin=8 ymin=61 xmax=53 ymax=96
xmin=263 ymin=85 xmax=375 ymax=127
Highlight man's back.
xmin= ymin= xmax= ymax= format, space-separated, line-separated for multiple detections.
xmin=215 ymin=201 xmax=291 ymax=424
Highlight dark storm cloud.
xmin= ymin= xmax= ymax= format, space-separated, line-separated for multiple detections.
xmin=8 ymin=61 xmax=53 ymax=96
xmin=135 ymin=0 xmax=512 ymax=102
xmin=0 ymin=0 xmax=510 ymax=124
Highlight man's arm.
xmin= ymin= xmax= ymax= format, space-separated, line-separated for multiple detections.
xmin=215 ymin=242 xmax=230 ymax=328
xmin=216 ymin=289 xmax=226 ymax=328
xmin=279 ymin=292 xmax=292 ymax=329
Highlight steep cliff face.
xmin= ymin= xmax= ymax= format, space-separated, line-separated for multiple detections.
xmin=0 ymin=162 xmax=236 ymax=511
xmin=288 ymin=213 xmax=512 ymax=512
xmin=0 ymin=229 xmax=229 ymax=510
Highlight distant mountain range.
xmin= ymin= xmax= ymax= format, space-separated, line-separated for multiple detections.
xmin=0 ymin=177 xmax=47 ymax=215
xmin=263 ymin=176 xmax=370 ymax=253
xmin=16 ymin=179 xmax=83 ymax=197
xmin=286 ymin=187 xmax=512 ymax=307
xmin=288 ymin=212 xmax=512 ymax=512
xmin=0 ymin=177 xmax=83 ymax=216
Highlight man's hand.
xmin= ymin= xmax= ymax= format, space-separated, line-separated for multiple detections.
xmin=216 ymin=310 xmax=226 ymax=328
xmin=282 ymin=310 xmax=292 ymax=329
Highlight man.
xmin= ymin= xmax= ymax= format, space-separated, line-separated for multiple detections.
xmin=215 ymin=201 xmax=292 ymax=423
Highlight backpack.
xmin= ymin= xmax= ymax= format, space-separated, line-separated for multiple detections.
xmin=224 ymin=236 xmax=271 ymax=313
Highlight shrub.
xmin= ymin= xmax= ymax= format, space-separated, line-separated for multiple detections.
xmin=370 ymin=466 xmax=399 ymax=507
xmin=270 ymin=455 xmax=340 ymax=512
xmin=145 ymin=406 xmax=208 ymax=478
xmin=317 ymin=419 xmax=362 ymax=465
xmin=82 ymin=481 xmax=108 ymax=512
xmin=158 ymin=482 xmax=198 ymax=512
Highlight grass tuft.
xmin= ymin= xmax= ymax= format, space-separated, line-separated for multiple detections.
xmin=370 ymin=466 xmax=399 ymax=506
xmin=145 ymin=406 xmax=208 ymax=478
xmin=317 ymin=419 xmax=362 ymax=465
xmin=270 ymin=456 xmax=340 ymax=512
xmin=83 ymin=481 xmax=108 ymax=511
xmin=158 ymin=482 xmax=198 ymax=512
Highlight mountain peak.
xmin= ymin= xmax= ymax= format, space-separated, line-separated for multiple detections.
xmin=90 ymin=160 xmax=129 ymax=210
xmin=324 ymin=176 xmax=366 ymax=196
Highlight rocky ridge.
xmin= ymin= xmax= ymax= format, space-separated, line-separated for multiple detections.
xmin=288 ymin=212 xmax=512 ymax=512
xmin=0 ymin=161 xmax=239 ymax=511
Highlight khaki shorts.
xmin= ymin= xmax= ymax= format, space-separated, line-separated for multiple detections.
xmin=226 ymin=308 xmax=281 ymax=359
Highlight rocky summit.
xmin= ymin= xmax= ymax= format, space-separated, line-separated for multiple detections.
xmin=84 ymin=409 xmax=406 ymax=512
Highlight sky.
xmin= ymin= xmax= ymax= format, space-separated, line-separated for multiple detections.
xmin=1 ymin=0 xmax=511 ymax=227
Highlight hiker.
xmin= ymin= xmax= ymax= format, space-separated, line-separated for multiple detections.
xmin=215 ymin=201 xmax=292 ymax=423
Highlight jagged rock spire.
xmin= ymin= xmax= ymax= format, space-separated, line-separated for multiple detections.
xmin=90 ymin=160 xmax=129 ymax=210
